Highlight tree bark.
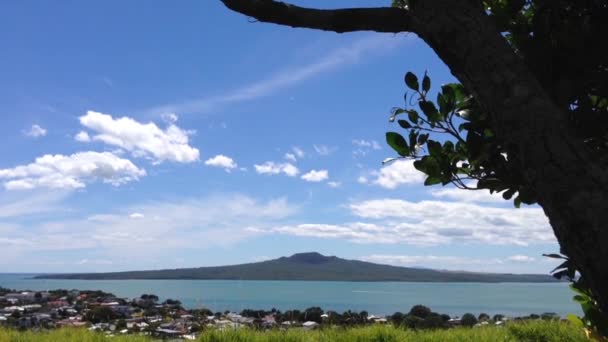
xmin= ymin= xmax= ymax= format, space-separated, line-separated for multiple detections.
xmin=407 ymin=0 xmax=608 ymax=313
xmin=221 ymin=0 xmax=608 ymax=313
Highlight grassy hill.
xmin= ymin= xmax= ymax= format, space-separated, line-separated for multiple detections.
xmin=35 ymin=252 xmax=558 ymax=282
xmin=0 ymin=321 xmax=588 ymax=341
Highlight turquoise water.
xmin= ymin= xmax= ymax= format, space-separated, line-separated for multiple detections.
xmin=0 ymin=274 xmax=579 ymax=317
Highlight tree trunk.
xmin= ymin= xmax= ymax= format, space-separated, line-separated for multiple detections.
xmin=409 ymin=0 xmax=608 ymax=312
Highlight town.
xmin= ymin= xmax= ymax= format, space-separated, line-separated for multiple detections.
xmin=0 ymin=286 xmax=562 ymax=340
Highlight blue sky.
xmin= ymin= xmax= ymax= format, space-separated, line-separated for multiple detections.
xmin=0 ymin=1 xmax=559 ymax=274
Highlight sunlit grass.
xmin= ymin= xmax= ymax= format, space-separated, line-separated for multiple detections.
xmin=0 ymin=320 xmax=588 ymax=341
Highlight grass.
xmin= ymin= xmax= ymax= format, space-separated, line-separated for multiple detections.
xmin=0 ymin=321 xmax=588 ymax=342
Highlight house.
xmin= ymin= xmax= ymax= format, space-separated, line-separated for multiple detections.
xmin=155 ymin=328 xmax=182 ymax=338
xmin=302 ymin=321 xmax=319 ymax=330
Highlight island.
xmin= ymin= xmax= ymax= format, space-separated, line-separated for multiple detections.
xmin=35 ymin=252 xmax=559 ymax=283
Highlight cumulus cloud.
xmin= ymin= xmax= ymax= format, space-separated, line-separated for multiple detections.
xmin=284 ymin=153 xmax=297 ymax=162
xmin=361 ymin=255 xmax=500 ymax=267
xmin=508 ymin=255 xmax=536 ymax=262
xmin=431 ymin=186 xmax=505 ymax=203
xmin=352 ymin=139 xmax=382 ymax=150
xmin=161 ymin=113 xmax=178 ymax=124
xmin=204 ymin=154 xmax=237 ymax=172
xmin=327 ymin=181 xmax=341 ymax=188
xmin=352 ymin=139 xmax=381 ymax=157
xmin=254 ymin=162 xmax=299 ymax=177
xmin=129 ymin=213 xmax=144 ymax=219
xmin=348 ymin=198 xmax=554 ymax=246
xmin=371 ymin=159 xmax=425 ymax=189
xmin=24 ymin=124 xmax=47 ymax=138
xmin=252 ymin=198 xmax=554 ymax=247
xmin=0 ymin=152 xmax=145 ymax=190
xmin=359 ymin=254 xmax=545 ymax=272
xmin=74 ymin=131 xmax=91 ymax=142
xmin=313 ymin=144 xmax=335 ymax=156
xmin=357 ymin=176 xmax=368 ymax=184
xmin=79 ymin=111 xmax=199 ymax=164
xmin=301 ymin=169 xmax=329 ymax=182
xmin=292 ymin=147 xmax=305 ymax=159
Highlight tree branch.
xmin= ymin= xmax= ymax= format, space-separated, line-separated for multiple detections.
xmin=221 ymin=0 xmax=412 ymax=33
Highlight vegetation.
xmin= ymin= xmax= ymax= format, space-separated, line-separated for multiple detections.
xmin=0 ymin=321 xmax=588 ymax=341
xmin=36 ymin=252 xmax=557 ymax=282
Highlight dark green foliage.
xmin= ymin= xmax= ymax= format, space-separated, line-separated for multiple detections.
xmin=461 ymin=313 xmax=478 ymax=327
xmin=544 ymin=253 xmax=608 ymax=336
xmin=478 ymin=313 xmax=490 ymax=322
xmin=391 ymin=305 xmax=449 ymax=330
xmin=35 ymin=252 xmax=557 ymax=282
xmin=409 ymin=305 xmax=432 ymax=319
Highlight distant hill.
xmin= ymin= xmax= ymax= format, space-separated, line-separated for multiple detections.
xmin=35 ymin=252 xmax=558 ymax=282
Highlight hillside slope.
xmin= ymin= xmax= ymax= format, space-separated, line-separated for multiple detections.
xmin=35 ymin=252 xmax=558 ymax=282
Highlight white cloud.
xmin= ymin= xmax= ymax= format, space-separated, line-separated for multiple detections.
xmin=146 ymin=35 xmax=405 ymax=115
xmin=161 ymin=113 xmax=178 ymax=124
xmin=252 ymin=197 xmax=554 ymax=247
xmin=327 ymin=181 xmax=341 ymax=188
xmin=357 ymin=176 xmax=368 ymax=184
xmin=431 ymin=186 xmax=505 ymax=203
xmin=204 ymin=154 xmax=237 ymax=172
xmin=352 ymin=139 xmax=382 ymax=157
xmin=347 ymin=198 xmax=554 ymax=246
xmin=508 ymin=255 xmax=536 ymax=262
xmin=292 ymin=147 xmax=305 ymax=159
xmin=301 ymin=169 xmax=329 ymax=182
xmin=0 ymin=191 xmax=70 ymax=219
xmin=371 ymin=159 xmax=425 ymax=189
xmin=0 ymin=151 xmax=145 ymax=190
xmin=352 ymin=139 xmax=381 ymax=150
xmin=284 ymin=153 xmax=297 ymax=162
xmin=254 ymin=162 xmax=299 ymax=177
xmin=313 ymin=144 xmax=335 ymax=156
xmin=0 ymin=195 xmax=297 ymax=262
xmin=359 ymin=254 xmax=546 ymax=272
xmin=74 ymin=131 xmax=91 ymax=142
xmin=361 ymin=255 xmax=501 ymax=267
xmin=24 ymin=124 xmax=47 ymax=138
xmin=79 ymin=111 xmax=199 ymax=164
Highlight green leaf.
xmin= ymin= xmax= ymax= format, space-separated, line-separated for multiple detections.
xmin=543 ymin=253 xmax=566 ymax=259
xmin=427 ymin=140 xmax=442 ymax=156
xmin=404 ymin=72 xmax=419 ymax=91
xmin=567 ymin=314 xmax=584 ymax=328
xmin=407 ymin=110 xmax=419 ymax=124
xmin=419 ymin=101 xmax=439 ymax=120
xmin=422 ymin=72 xmax=431 ymax=92
xmin=514 ymin=195 xmax=522 ymax=208
xmin=424 ymin=176 xmax=442 ymax=186
xmin=389 ymin=108 xmax=406 ymax=122
xmin=382 ymin=157 xmax=399 ymax=165
xmin=502 ymin=188 xmax=516 ymax=200
xmin=386 ymin=132 xmax=409 ymax=157
xmin=417 ymin=133 xmax=429 ymax=145
xmin=398 ymin=120 xmax=412 ymax=129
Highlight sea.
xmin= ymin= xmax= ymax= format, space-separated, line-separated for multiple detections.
xmin=0 ymin=274 xmax=580 ymax=317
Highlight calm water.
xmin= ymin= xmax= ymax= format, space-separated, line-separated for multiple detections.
xmin=0 ymin=274 xmax=579 ymax=317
